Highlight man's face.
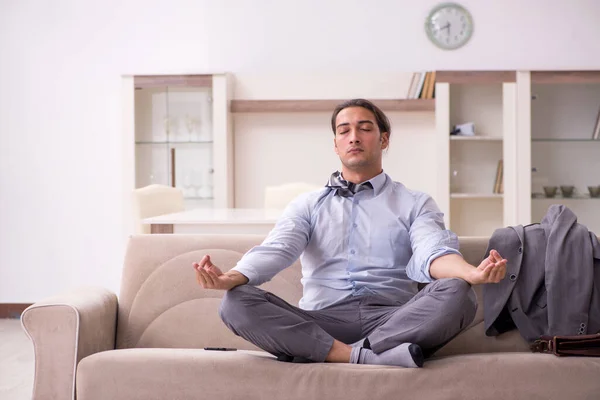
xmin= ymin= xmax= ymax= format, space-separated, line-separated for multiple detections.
xmin=333 ymin=106 xmax=389 ymax=171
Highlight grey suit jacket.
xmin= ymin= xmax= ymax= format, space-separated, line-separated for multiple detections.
xmin=483 ymin=204 xmax=600 ymax=342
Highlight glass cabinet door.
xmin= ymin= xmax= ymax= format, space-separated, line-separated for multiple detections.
xmin=134 ymin=83 xmax=215 ymax=208
xmin=529 ymin=72 xmax=600 ymax=233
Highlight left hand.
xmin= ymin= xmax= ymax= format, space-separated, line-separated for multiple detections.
xmin=469 ymin=249 xmax=507 ymax=285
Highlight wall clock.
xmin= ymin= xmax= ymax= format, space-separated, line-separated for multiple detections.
xmin=425 ymin=3 xmax=473 ymax=50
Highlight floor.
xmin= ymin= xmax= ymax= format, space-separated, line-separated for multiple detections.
xmin=0 ymin=318 xmax=34 ymax=400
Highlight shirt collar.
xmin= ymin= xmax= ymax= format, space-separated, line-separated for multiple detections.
xmin=364 ymin=170 xmax=388 ymax=196
xmin=338 ymin=170 xmax=388 ymax=197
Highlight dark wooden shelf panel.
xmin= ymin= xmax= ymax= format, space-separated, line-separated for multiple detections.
xmin=436 ymin=71 xmax=516 ymax=84
xmin=230 ymin=98 xmax=435 ymax=113
xmin=531 ymin=71 xmax=600 ymax=84
xmin=134 ymin=75 xmax=212 ymax=88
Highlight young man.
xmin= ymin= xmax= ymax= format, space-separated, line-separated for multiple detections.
xmin=193 ymin=99 xmax=507 ymax=368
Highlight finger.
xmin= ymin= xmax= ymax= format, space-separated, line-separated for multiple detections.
xmin=207 ymin=264 xmax=222 ymax=275
xmin=478 ymin=255 xmax=493 ymax=270
xmin=491 ymin=261 xmax=507 ymax=282
xmin=480 ymin=263 xmax=494 ymax=279
xmin=497 ymin=260 xmax=508 ymax=280
xmin=490 ymin=249 xmax=503 ymax=263
xmin=196 ymin=269 xmax=208 ymax=287
xmin=207 ymin=270 xmax=221 ymax=287
xmin=490 ymin=265 xmax=504 ymax=283
xmin=198 ymin=255 xmax=210 ymax=269
xmin=202 ymin=255 xmax=214 ymax=269
xmin=200 ymin=269 xmax=216 ymax=287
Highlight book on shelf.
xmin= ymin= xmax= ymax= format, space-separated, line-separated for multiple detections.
xmin=493 ymin=160 xmax=504 ymax=194
xmin=592 ymin=106 xmax=600 ymax=140
xmin=406 ymin=71 xmax=436 ymax=100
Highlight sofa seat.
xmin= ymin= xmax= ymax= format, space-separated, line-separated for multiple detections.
xmin=76 ymin=348 xmax=600 ymax=400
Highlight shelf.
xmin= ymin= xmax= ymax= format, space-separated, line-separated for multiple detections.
xmin=184 ymin=196 xmax=214 ymax=200
xmin=436 ymin=71 xmax=516 ymax=84
xmin=532 ymin=138 xmax=600 ymax=142
xmin=134 ymin=75 xmax=212 ymax=89
xmin=450 ymin=136 xmax=503 ymax=141
xmin=531 ymin=71 xmax=600 ymax=84
xmin=230 ymin=99 xmax=435 ymax=113
xmin=451 ymin=193 xmax=504 ymax=199
xmin=136 ymin=140 xmax=213 ymax=145
xmin=532 ymin=194 xmax=600 ymax=200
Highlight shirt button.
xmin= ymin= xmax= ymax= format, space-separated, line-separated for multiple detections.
xmin=518 ymin=247 xmax=523 ymax=254
xmin=509 ymin=274 xmax=517 ymax=281
xmin=352 ymin=223 xmax=357 ymax=228
xmin=350 ymin=249 xmax=355 ymax=255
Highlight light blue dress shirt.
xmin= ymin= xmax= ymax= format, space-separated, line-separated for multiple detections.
xmin=232 ymin=171 xmax=461 ymax=310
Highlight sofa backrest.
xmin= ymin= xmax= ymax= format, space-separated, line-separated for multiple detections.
xmin=116 ymin=234 xmax=530 ymax=356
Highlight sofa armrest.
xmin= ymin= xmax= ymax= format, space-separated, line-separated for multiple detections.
xmin=21 ymin=286 xmax=118 ymax=400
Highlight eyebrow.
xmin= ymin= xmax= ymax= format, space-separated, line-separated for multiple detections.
xmin=335 ymin=120 xmax=375 ymax=130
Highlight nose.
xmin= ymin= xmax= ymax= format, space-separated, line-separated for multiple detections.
xmin=348 ymin=129 xmax=360 ymax=143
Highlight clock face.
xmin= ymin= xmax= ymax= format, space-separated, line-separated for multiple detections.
xmin=426 ymin=3 xmax=473 ymax=50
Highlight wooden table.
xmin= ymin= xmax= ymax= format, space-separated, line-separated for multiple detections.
xmin=142 ymin=208 xmax=283 ymax=234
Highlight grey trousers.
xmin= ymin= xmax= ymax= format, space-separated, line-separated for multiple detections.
xmin=219 ymin=278 xmax=477 ymax=362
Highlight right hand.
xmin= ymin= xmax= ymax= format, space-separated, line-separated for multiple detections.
xmin=192 ymin=255 xmax=245 ymax=291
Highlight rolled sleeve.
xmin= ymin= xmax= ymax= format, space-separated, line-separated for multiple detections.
xmin=406 ymin=195 xmax=462 ymax=283
xmin=231 ymin=194 xmax=312 ymax=286
xmin=230 ymin=263 xmax=261 ymax=286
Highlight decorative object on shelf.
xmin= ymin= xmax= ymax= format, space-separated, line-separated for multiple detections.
xmin=450 ymin=122 xmax=476 ymax=136
xmin=588 ymin=186 xmax=600 ymax=198
xmin=450 ymin=169 xmax=460 ymax=193
xmin=196 ymin=168 xmax=214 ymax=199
xmin=543 ymin=186 xmax=558 ymax=198
xmin=164 ymin=116 xmax=175 ymax=142
xmin=182 ymin=171 xmax=194 ymax=198
xmin=425 ymin=3 xmax=473 ymax=50
xmin=560 ymin=185 xmax=575 ymax=198
xmin=184 ymin=114 xmax=200 ymax=142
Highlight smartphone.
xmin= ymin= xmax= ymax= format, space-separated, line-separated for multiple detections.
xmin=204 ymin=347 xmax=237 ymax=351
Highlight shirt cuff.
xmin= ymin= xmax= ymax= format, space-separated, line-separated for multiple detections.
xmin=230 ymin=264 xmax=259 ymax=286
xmin=424 ymin=247 xmax=463 ymax=281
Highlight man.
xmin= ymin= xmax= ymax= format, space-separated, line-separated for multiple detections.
xmin=193 ymin=98 xmax=507 ymax=368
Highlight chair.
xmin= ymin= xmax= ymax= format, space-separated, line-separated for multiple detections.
xmin=132 ymin=184 xmax=185 ymax=234
xmin=264 ymin=182 xmax=322 ymax=209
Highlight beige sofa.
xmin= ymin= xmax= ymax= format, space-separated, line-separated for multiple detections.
xmin=22 ymin=234 xmax=600 ymax=400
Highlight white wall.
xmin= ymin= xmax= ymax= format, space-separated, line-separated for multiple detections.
xmin=1 ymin=0 xmax=599 ymax=302
xmin=232 ymin=72 xmax=436 ymax=207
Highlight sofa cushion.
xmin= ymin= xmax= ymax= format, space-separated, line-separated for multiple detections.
xmin=117 ymin=235 xmax=303 ymax=350
xmin=116 ymin=234 xmax=519 ymax=355
xmin=76 ymin=348 xmax=600 ymax=400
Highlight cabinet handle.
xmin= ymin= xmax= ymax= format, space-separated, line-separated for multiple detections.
xmin=171 ymin=148 xmax=176 ymax=187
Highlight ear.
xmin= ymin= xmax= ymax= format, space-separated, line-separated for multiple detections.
xmin=380 ymin=132 xmax=389 ymax=150
xmin=334 ymin=136 xmax=339 ymax=155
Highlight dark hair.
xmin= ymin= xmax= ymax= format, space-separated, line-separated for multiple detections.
xmin=330 ymin=99 xmax=391 ymax=137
